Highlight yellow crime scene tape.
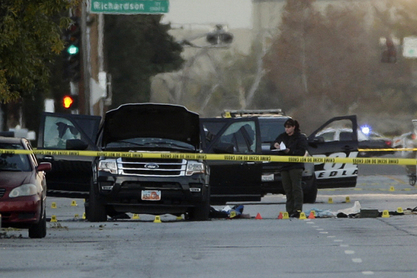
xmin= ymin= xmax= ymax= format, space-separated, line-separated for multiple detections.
xmin=0 ymin=148 xmax=416 ymax=165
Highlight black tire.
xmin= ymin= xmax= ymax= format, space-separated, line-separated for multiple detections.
xmin=303 ymin=177 xmax=317 ymax=204
xmin=188 ymin=188 xmax=210 ymax=221
xmin=87 ymin=180 xmax=107 ymax=222
xmin=29 ymin=208 xmax=47 ymax=238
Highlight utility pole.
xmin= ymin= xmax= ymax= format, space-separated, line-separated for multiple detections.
xmin=81 ymin=0 xmax=91 ymax=115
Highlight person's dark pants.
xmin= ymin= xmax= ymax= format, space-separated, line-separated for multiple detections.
xmin=281 ymin=168 xmax=304 ymax=214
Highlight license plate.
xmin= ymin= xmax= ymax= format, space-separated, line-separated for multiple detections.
xmin=141 ymin=190 xmax=161 ymax=201
xmin=262 ymin=174 xmax=274 ymax=182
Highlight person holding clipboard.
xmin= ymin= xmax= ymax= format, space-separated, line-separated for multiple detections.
xmin=271 ymin=119 xmax=308 ymax=218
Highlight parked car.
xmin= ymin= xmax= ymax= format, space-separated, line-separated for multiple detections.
xmin=361 ymin=130 xmax=394 ymax=156
xmin=316 ymin=128 xmax=393 ymax=157
xmin=0 ymin=137 xmax=51 ymax=238
xmin=218 ymin=110 xmax=359 ymax=203
xmin=38 ymin=104 xmax=211 ymax=222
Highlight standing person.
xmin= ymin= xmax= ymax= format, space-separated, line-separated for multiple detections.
xmin=272 ymin=119 xmax=308 ymax=218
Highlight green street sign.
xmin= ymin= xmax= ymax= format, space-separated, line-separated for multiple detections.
xmin=90 ymin=0 xmax=169 ymax=14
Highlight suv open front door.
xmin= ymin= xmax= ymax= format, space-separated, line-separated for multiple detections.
xmin=200 ymin=117 xmax=263 ymax=204
xmin=307 ymin=115 xmax=359 ymax=189
xmin=37 ymin=112 xmax=101 ymax=198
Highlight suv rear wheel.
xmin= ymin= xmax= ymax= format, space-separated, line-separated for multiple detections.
xmin=303 ymin=177 xmax=317 ymax=204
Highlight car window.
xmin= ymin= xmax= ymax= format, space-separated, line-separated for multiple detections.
xmin=357 ymin=130 xmax=368 ymax=141
xmin=219 ymin=122 xmax=256 ymax=153
xmin=202 ymin=122 xmax=226 ymax=144
xmin=43 ymin=116 xmax=81 ymax=149
xmin=339 ymin=131 xmax=353 ymax=141
xmin=320 ymin=131 xmax=336 ymax=142
xmin=314 ymin=119 xmax=355 ymax=142
xmin=0 ymin=143 xmax=30 ymax=171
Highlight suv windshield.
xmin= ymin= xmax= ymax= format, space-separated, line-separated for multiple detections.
xmin=259 ymin=118 xmax=287 ymax=143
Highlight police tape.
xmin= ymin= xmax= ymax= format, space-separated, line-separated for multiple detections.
xmin=1 ymin=149 xmax=416 ymax=165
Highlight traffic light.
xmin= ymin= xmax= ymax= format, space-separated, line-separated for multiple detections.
xmin=63 ymin=17 xmax=81 ymax=81
xmin=381 ymin=37 xmax=396 ymax=63
xmin=62 ymin=95 xmax=78 ymax=110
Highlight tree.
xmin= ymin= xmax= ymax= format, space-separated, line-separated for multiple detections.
xmin=104 ymin=15 xmax=184 ymax=108
xmin=262 ymin=0 xmax=402 ymax=132
xmin=0 ymin=0 xmax=79 ymax=103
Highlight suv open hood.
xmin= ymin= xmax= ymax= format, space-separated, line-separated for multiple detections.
xmin=101 ymin=103 xmax=201 ymax=150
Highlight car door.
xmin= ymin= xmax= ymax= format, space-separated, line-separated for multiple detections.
xmin=37 ymin=112 xmax=101 ymax=198
xmin=200 ymin=117 xmax=263 ymax=204
xmin=307 ymin=115 xmax=358 ymax=189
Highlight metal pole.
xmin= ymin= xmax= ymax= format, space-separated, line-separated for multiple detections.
xmin=81 ymin=0 xmax=91 ymax=115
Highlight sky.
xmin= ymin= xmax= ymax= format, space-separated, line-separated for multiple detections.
xmin=161 ymin=0 xmax=253 ymax=29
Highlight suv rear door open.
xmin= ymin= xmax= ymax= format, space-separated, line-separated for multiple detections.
xmin=200 ymin=117 xmax=263 ymax=204
xmin=37 ymin=112 xmax=101 ymax=198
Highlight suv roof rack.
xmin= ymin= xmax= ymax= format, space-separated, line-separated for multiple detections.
xmin=222 ymin=109 xmax=285 ymax=118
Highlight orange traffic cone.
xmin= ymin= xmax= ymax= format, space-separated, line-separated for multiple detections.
xmin=308 ymin=211 xmax=316 ymax=219
xmin=278 ymin=212 xmax=283 ymax=219
xmin=255 ymin=213 xmax=262 ymax=219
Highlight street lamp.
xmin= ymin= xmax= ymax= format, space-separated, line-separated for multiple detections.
xmin=177 ymin=24 xmax=233 ymax=48
xmin=206 ymin=24 xmax=233 ymax=45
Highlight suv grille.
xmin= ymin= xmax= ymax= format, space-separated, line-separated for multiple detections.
xmin=0 ymin=188 xmax=6 ymax=198
xmin=118 ymin=158 xmax=186 ymax=177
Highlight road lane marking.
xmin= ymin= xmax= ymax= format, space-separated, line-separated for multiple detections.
xmin=383 ymin=175 xmax=407 ymax=184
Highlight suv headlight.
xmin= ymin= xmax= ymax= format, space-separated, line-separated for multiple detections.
xmin=9 ymin=184 xmax=37 ymax=198
xmin=98 ymin=159 xmax=118 ymax=174
xmin=186 ymin=161 xmax=205 ymax=176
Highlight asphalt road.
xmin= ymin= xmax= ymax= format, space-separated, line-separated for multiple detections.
xmin=1 ymin=161 xmax=417 ymax=278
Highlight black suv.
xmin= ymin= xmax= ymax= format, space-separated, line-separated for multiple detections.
xmin=220 ymin=110 xmax=359 ymax=203
xmin=38 ymin=104 xmax=211 ymax=221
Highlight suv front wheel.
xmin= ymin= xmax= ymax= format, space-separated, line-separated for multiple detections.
xmin=187 ymin=189 xmax=210 ymax=221
xmin=87 ymin=180 xmax=107 ymax=222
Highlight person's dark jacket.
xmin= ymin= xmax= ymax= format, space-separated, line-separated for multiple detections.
xmin=271 ymin=131 xmax=308 ymax=171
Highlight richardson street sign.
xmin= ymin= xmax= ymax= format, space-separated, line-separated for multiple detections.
xmin=90 ymin=0 xmax=169 ymax=14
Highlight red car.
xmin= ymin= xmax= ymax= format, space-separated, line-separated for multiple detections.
xmin=0 ymin=137 xmax=51 ymax=238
